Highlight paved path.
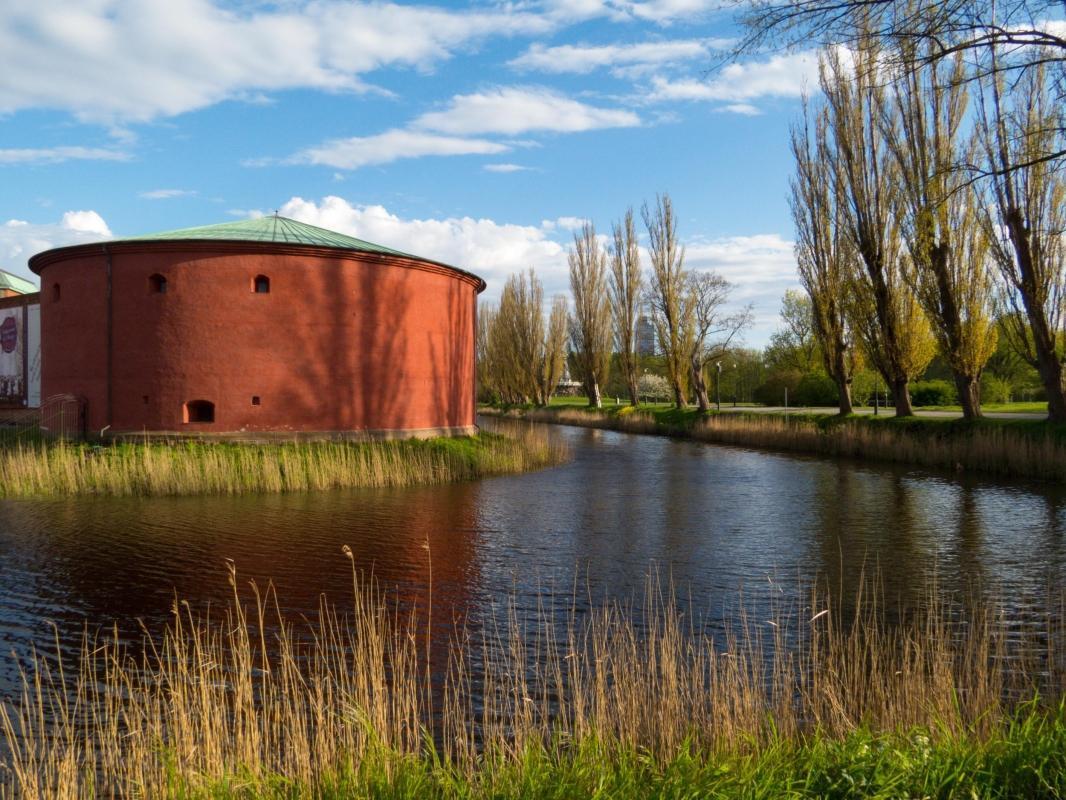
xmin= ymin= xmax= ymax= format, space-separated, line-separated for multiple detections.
xmin=717 ymin=405 xmax=1048 ymax=421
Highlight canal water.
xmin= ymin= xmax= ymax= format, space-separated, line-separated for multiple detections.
xmin=1 ymin=417 xmax=1064 ymax=697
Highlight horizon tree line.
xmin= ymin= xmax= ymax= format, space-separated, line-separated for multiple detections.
xmin=478 ymin=194 xmax=753 ymax=411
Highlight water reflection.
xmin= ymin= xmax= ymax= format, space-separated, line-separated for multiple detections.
xmin=1 ymin=418 xmax=1064 ymax=696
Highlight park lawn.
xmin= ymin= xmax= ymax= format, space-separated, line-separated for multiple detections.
xmin=918 ymin=401 xmax=1049 ymax=414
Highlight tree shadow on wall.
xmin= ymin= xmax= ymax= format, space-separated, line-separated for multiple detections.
xmin=270 ymin=255 xmax=413 ymax=435
xmin=425 ymin=277 xmax=475 ymax=431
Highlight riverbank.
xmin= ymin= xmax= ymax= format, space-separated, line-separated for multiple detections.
xmin=2 ymin=567 xmax=1062 ymax=798
xmin=481 ymin=404 xmax=1066 ymax=481
xmin=0 ymin=427 xmax=567 ymax=498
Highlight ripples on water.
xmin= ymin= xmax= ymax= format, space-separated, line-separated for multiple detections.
xmin=1 ymin=416 xmax=1064 ymax=696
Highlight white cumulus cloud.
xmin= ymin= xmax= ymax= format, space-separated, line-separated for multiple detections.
xmin=0 ymin=146 xmax=129 ymax=165
xmin=285 ymin=130 xmax=509 ymax=170
xmin=0 ymin=0 xmax=552 ymax=123
xmin=509 ymin=38 xmax=726 ymax=76
xmin=278 ymin=87 xmax=640 ymax=171
xmin=483 ymin=163 xmax=533 ymax=173
xmin=645 ymin=51 xmax=820 ymax=109
xmin=413 ymin=87 xmax=640 ymax=136
xmin=685 ymin=233 xmax=799 ymax=343
xmin=139 ymin=188 xmax=197 ymax=199
xmin=277 ymin=196 xmax=569 ymax=299
xmin=0 ymin=211 xmax=113 ymax=282
xmin=617 ymin=0 xmax=723 ymax=24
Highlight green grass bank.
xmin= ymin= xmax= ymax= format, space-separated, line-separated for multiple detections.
xmin=481 ymin=403 xmax=1066 ymax=481
xmin=0 ymin=427 xmax=567 ymax=498
xmin=2 ymin=567 xmax=1063 ymax=798
xmin=174 ymin=715 xmax=1066 ymax=799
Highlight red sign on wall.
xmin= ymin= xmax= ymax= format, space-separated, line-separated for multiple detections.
xmin=0 ymin=316 xmax=17 ymax=354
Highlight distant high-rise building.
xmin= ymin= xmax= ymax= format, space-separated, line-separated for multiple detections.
xmin=636 ymin=314 xmax=657 ymax=357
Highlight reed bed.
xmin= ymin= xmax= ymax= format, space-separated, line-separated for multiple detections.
xmin=487 ymin=406 xmax=1066 ymax=480
xmin=0 ymin=428 xmax=567 ymax=498
xmin=1 ymin=563 xmax=1063 ymax=798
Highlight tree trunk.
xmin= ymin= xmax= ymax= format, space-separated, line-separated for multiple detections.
xmin=836 ymin=377 xmax=854 ymax=415
xmin=953 ymin=371 xmax=982 ymax=420
xmin=671 ymin=380 xmax=685 ymax=409
xmin=1034 ymin=354 xmax=1066 ymax=422
xmin=586 ymin=378 xmax=602 ymax=409
xmin=691 ymin=359 xmax=710 ymax=413
xmin=627 ymin=375 xmax=640 ymax=406
xmin=892 ymin=378 xmax=915 ymax=417
xmin=1005 ymin=209 xmax=1066 ymax=422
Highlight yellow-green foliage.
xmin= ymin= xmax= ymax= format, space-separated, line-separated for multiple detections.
xmin=1 ymin=565 xmax=1061 ymax=798
xmin=0 ymin=429 xmax=567 ymax=498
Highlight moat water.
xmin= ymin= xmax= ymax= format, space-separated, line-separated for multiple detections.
xmin=1 ymin=416 xmax=1064 ymax=696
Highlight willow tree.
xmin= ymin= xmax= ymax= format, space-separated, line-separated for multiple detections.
xmin=609 ymin=209 xmax=643 ymax=406
xmin=643 ymin=194 xmax=692 ymax=409
xmin=978 ymin=61 xmax=1066 ymax=421
xmin=568 ymin=223 xmax=613 ymax=408
xmin=539 ymin=296 xmax=570 ymax=405
xmin=884 ymin=47 xmax=997 ymax=418
xmin=789 ymin=103 xmax=860 ymax=414
xmin=821 ymin=44 xmax=934 ymax=415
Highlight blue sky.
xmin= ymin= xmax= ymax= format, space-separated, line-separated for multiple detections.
xmin=0 ymin=0 xmax=824 ymax=344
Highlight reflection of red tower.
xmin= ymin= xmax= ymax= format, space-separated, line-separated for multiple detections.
xmin=29 ymin=217 xmax=485 ymax=439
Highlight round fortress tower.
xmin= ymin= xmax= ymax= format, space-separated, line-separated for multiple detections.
xmin=29 ymin=216 xmax=485 ymax=439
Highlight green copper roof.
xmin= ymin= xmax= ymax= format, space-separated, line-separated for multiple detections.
xmin=0 ymin=268 xmax=38 ymax=295
xmin=120 ymin=215 xmax=415 ymax=258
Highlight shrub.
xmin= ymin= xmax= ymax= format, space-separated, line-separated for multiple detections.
xmin=793 ymin=373 xmax=839 ymax=406
xmin=910 ymin=380 xmax=957 ymax=407
xmin=980 ymin=374 xmax=1011 ymax=405
xmin=753 ymin=369 xmax=802 ymax=406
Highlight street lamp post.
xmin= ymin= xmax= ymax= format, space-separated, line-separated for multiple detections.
xmin=733 ymin=362 xmax=738 ymax=407
xmin=715 ymin=361 xmax=722 ymax=412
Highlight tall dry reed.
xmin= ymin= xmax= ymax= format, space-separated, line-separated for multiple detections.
xmin=0 ymin=428 xmax=567 ymax=498
xmin=1 ymin=563 xmax=1061 ymax=798
xmin=489 ymin=407 xmax=1066 ymax=480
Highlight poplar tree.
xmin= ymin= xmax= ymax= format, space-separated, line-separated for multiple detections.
xmin=821 ymin=44 xmax=934 ymax=415
xmin=643 ymin=194 xmax=692 ymax=409
xmin=539 ymin=296 xmax=570 ymax=406
xmin=884 ymin=46 xmax=997 ymax=418
xmin=978 ymin=61 xmax=1066 ymax=420
xmin=790 ymin=103 xmax=860 ymax=414
xmin=609 ymin=209 xmax=643 ymax=406
xmin=568 ymin=223 xmax=613 ymax=408
xmin=484 ymin=269 xmax=544 ymax=404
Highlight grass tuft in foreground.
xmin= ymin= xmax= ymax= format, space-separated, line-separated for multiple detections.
xmin=1 ymin=565 xmax=1063 ymax=798
xmin=0 ymin=427 xmax=567 ymax=498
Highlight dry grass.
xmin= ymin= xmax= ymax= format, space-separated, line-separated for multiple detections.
xmin=1 ymin=562 xmax=1061 ymax=798
xmin=0 ymin=428 xmax=567 ymax=498
xmin=490 ymin=406 xmax=1066 ymax=480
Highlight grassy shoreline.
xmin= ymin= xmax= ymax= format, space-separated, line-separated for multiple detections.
xmin=0 ymin=427 xmax=567 ymax=498
xmin=481 ymin=403 xmax=1066 ymax=481
xmin=2 ymin=567 xmax=1062 ymax=798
